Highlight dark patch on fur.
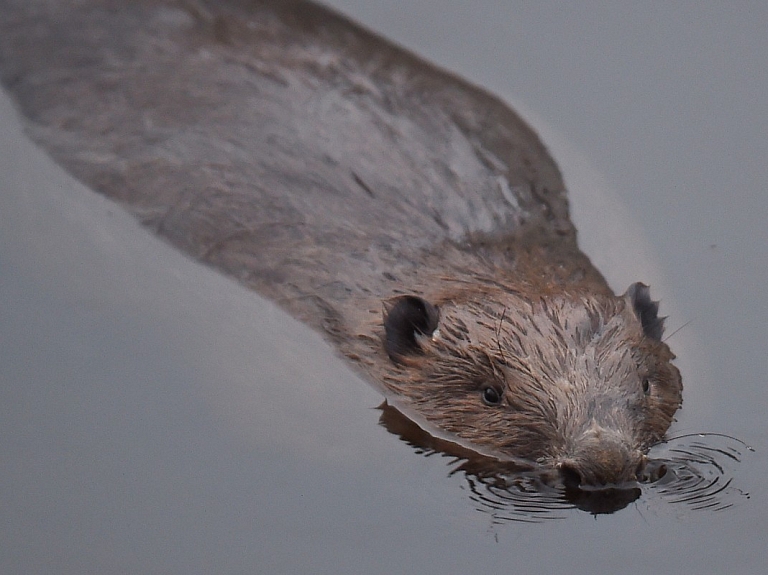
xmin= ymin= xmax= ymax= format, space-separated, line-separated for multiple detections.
xmin=384 ymin=296 xmax=440 ymax=362
xmin=626 ymin=282 xmax=665 ymax=341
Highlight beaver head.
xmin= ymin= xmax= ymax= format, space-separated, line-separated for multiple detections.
xmin=382 ymin=283 xmax=682 ymax=487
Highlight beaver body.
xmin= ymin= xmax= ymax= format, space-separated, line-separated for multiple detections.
xmin=0 ymin=0 xmax=682 ymax=486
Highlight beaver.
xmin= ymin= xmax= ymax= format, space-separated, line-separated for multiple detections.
xmin=0 ymin=0 xmax=682 ymax=487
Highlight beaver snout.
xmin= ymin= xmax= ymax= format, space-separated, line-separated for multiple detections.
xmin=558 ymin=433 xmax=646 ymax=488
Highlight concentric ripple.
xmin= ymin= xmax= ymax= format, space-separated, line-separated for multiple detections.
xmin=642 ymin=433 xmax=752 ymax=513
xmin=462 ymin=470 xmax=572 ymax=524
xmin=378 ymin=402 xmax=751 ymax=521
xmin=462 ymin=434 xmax=751 ymax=522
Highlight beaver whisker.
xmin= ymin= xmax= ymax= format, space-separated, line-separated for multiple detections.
xmin=663 ymin=320 xmax=693 ymax=343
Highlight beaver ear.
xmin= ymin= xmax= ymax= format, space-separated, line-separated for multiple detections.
xmin=624 ymin=282 xmax=665 ymax=341
xmin=383 ymin=296 xmax=440 ymax=362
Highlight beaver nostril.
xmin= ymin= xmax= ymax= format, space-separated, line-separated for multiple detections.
xmin=559 ymin=463 xmax=583 ymax=489
xmin=641 ymin=460 xmax=668 ymax=483
xmin=635 ymin=458 xmax=646 ymax=481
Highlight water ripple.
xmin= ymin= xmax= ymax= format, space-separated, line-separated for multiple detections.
xmin=379 ymin=403 xmax=751 ymax=521
xmin=643 ymin=434 xmax=752 ymax=514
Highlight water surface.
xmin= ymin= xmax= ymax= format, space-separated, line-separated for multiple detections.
xmin=1 ymin=1 xmax=765 ymax=573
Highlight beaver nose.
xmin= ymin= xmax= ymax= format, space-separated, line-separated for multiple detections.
xmin=558 ymin=438 xmax=645 ymax=487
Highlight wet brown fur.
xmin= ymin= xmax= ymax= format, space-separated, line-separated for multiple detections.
xmin=0 ymin=0 xmax=683 ymax=484
xmin=372 ymin=285 xmax=681 ymax=476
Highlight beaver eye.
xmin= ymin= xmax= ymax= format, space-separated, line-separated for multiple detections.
xmin=482 ymin=386 xmax=502 ymax=406
xmin=642 ymin=378 xmax=651 ymax=395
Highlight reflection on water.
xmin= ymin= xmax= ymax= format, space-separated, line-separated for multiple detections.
xmin=464 ymin=474 xmax=571 ymax=524
xmin=380 ymin=402 xmax=751 ymax=522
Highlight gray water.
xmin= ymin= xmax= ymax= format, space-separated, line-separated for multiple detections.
xmin=1 ymin=1 xmax=766 ymax=573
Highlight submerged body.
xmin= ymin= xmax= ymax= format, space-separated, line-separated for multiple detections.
xmin=0 ymin=0 xmax=682 ymax=486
